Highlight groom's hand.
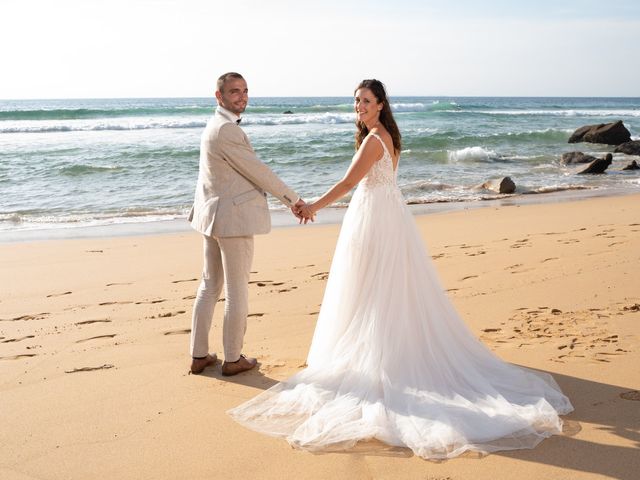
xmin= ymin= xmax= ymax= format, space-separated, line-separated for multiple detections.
xmin=292 ymin=199 xmax=315 ymax=224
xmin=291 ymin=199 xmax=306 ymax=221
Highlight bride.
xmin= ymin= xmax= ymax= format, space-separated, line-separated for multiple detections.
xmin=228 ymin=79 xmax=573 ymax=459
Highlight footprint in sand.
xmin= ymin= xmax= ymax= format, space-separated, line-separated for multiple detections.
xmin=1 ymin=354 xmax=37 ymax=360
xmin=65 ymin=364 xmax=114 ymax=373
xmin=163 ymin=329 xmax=191 ymax=335
xmin=157 ymin=311 xmax=186 ymax=318
xmin=484 ymin=306 xmax=631 ymax=363
xmin=171 ymin=278 xmax=198 ymax=284
xmin=506 ymin=264 xmax=523 ymax=270
xmin=0 ymin=313 xmax=50 ymax=322
xmin=460 ymin=275 xmax=478 ymax=281
xmin=608 ymin=241 xmax=626 ymax=247
xmin=75 ymin=319 xmax=111 ymax=325
xmin=620 ymin=390 xmax=640 ymax=401
xmin=558 ymin=238 xmax=580 ymax=244
xmin=182 ymin=295 xmax=196 ymax=300
xmin=466 ymin=250 xmax=486 ymax=257
xmin=86 ymin=250 xmax=103 ymax=253
xmin=460 ymin=244 xmax=483 ymax=249
xmin=47 ymin=291 xmax=72 ymax=298
xmin=562 ymin=420 xmax=582 ymax=437
xmin=509 ymin=268 xmax=533 ymax=274
xmin=510 ymin=239 xmax=530 ymax=249
xmin=106 ymin=282 xmax=132 ymax=287
xmin=308 ymin=311 xmax=319 ymax=316
xmin=135 ymin=299 xmax=167 ymax=304
xmin=1 ymin=335 xmax=35 ymax=343
xmin=260 ymin=361 xmax=287 ymax=374
xmin=99 ymin=301 xmax=133 ymax=306
xmin=432 ymin=253 xmax=446 ymax=260
xmin=76 ymin=334 xmax=117 ymax=343
xmin=541 ymin=257 xmax=559 ymax=263
xmin=293 ymin=264 xmax=315 ymax=269
xmin=311 ymin=272 xmax=329 ymax=280
xmin=277 ymin=287 xmax=298 ymax=293
xmin=248 ymin=313 xmax=265 ymax=317
xmin=251 ymin=280 xmax=287 ymax=287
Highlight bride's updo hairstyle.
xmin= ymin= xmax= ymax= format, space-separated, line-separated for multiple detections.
xmin=354 ymin=79 xmax=402 ymax=154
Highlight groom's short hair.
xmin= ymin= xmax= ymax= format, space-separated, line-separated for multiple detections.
xmin=217 ymin=72 xmax=245 ymax=93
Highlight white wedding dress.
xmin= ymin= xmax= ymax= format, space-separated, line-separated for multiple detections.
xmin=228 ymin=133 xmax=573 ymax=459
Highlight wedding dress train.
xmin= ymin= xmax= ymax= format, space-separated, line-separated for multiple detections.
xmin=228 ymin=134 xmax=573 ymax=459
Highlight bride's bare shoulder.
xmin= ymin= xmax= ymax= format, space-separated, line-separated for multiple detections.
xmin=369 ymin=127 xmax=392 ymax=144
xmin=358 ymin=134 xmax=384 ymax=158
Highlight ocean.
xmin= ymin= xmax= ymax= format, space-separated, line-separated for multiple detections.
xmin=1 ymin=96 xmax=639 ymax=240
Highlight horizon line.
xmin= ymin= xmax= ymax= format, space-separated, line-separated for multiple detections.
xmin=2 ymin=94 xmax=640 ymax=102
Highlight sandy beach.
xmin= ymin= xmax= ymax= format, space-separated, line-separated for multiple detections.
xmin=1 ymin=193 xmax=639 ymax=480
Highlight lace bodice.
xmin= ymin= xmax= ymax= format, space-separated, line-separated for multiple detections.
xmin=359 ymin=133 xmax=397 ymax=190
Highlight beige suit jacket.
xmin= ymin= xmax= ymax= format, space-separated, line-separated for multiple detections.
xmin=188 ymin=107 xmax=299 ymax=237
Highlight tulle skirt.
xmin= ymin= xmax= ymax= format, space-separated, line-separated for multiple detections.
xmin=228 ymin=184 xmax=573 ymax=459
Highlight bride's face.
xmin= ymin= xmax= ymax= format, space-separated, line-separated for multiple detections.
xmin=354 ymin=88 xmax=382 ymax=124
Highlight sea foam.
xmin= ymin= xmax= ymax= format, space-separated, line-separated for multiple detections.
xmin=448 ymin=146 xmax=498 ymax=163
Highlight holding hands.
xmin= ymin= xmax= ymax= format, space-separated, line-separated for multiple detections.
xmin=292 ymin=199 xmax=317 ymax=224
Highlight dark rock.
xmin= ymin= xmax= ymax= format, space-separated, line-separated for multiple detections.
xmin=614 ymin=140 xmax=640 ymax=156
xmin=283 ymin=110 xmax=293 ymax=114
xmin=568 ymin=120 xmax=631 ymax=145
xmin=481 ymin=176 xmax=516 ymax=194
xmin=561 ymin=151 xmax=598 ymax=165
xmin=622 ymin=160 xmax=640 ymax=171
xmin=577 ymin=153 xmax=612 ymax=174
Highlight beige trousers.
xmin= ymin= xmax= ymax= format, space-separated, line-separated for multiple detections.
xmin=190 ymin=235 xmax=254 ymax=361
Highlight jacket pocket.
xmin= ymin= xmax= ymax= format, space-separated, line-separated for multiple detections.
xmin=232 ymin=189 xmax=261 ymax=206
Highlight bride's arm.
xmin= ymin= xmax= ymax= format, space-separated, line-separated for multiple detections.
xmin=303 ymin=137 xmax=383 ymax=216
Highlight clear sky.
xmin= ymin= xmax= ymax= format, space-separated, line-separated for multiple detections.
xmin=2 ymin=0 xmax=639 ymax=99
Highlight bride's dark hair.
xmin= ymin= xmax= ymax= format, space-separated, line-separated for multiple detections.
xmin=354 ymin=79 xmax=402 ymax=154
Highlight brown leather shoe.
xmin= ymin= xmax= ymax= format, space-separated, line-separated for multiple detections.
xmin=190 ymin=353 xmax=218 ymax=374
xmin=221 ymin=354 xmax=257 ymax=376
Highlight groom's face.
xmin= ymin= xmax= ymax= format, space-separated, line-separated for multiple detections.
xmin=216 ymin=78 xmax=248 ymax=116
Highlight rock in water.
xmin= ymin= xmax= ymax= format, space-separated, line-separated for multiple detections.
xmin=560 ymin=151 xmax=598 ymax=165
xmin=622 ymin=160 xmax=640 ymax=171
xmin=283 ymin=110 xmax=293 ymax=114
xmin=481 ymin=176 xmax=516 ymax=193
xmin=614 ymin=140 xmax=640 ymax=156
xmin=577 ymin=154 xmax=612 ymax=174
xmin=568 ymin=121 xmax=631 ymax=145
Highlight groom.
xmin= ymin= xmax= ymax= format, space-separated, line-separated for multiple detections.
xmin=188 ymin=72 xmax=308 ymax=376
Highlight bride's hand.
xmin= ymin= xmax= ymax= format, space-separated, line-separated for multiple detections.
xmin=299 ymin=203 xmax=317 ymax=224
